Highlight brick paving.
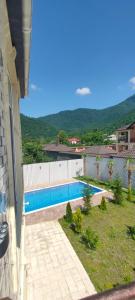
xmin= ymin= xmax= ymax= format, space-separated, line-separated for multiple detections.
xmin=25 ymin=220 xmax=96 ymax=300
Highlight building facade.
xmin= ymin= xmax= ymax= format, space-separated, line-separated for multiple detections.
xmin=116 ymin=122 xmax=135 ymax=152
xmin=0 ymin=1 xmax=31 ymax=299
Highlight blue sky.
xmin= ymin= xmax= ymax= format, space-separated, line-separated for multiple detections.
xmin=20 ymin=0 xmax=135 ymax=117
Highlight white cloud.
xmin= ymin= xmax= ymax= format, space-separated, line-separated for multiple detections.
xmin=75 ymin=87 xmax=92 ymax=96
xmin=30 ymin=83 xmax=41 ymax=91
xmin=129 ymin=77 xmax=135 ymax=90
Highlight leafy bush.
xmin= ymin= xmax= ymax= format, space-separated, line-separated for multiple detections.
xmin=72 ymin=208 xmax=83 ymax=233
xmin=112 ymin=178 xmax=124 ymax=205
xmin=81 ymin=227 xmax=99 ymax=250
xmin=82 ymin=186 xmax=92 ymax=214
xmin=103 ymin=282 xmax=113 ymax=290
xmin=99 ymin=196 xmax=107 ymax=210
xmin=123 ymin=275 xmax=132 ymax=283
xmin=65 ymin=202 xmax=73 ymax=223
xmin=127 ymin=225 xmax=135 ymax=240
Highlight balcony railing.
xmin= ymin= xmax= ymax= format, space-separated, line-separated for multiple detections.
xmin=118 ymin=137 xmax=128 ymax=143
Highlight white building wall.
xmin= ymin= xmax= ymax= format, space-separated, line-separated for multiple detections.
xmin=23 ymin=159 xmax=84 ymax=189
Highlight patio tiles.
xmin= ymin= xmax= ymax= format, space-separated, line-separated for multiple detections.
xmin=25 ymin=220 xmax=96 ymax=300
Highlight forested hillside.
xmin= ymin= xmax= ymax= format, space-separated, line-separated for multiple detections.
xmin=21 ymin=94 xmax=135 ymax=139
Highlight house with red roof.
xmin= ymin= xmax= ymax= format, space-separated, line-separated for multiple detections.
xmin=67 ymin=137 xmax=81 ymax=144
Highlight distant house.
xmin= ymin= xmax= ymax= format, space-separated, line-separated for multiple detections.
xmin=116 ymin=122 xmax=135 ymax=152
xmin=107 ymin=134 xmax=117 ymax=142
xmin=67 ymin=137 xmax=81 ymax=144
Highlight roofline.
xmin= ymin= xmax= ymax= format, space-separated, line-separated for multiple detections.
xmin=117 ymin=122 xmax=135 ymax=131
xmin=7 ymin=0 xmax=32 ymax=97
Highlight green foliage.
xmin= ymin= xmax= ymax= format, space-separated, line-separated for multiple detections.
xmin=58 ymin=130 xmax=67 ymax=144
xmin=96 ymin=155 xmax=102 ymax=162
xmin=127 ymin=225 xmax=135 ymax=240
xmin=112 ymin=178 xmax=124 ymax=205
xmin=103 ymin=282 xmax=113 ymax=290
xmin=82 ymin=187 xmax=92 ymax=214
xmin=22 ymin=141 xmax=52 ymax=164
xmin=127 ymin=188 xmax=132 ymax=201
xmin=99 ymin=197 xmax=107 ymax=211
xmin=81 ymin=131 xmax=104 ymax=145
xmin=81 ymin=227 xmax=99 ymax=250
xmin=65 ymin=202 xmax=73 ymax=223
xmin=123 ymin=275 xmax=132 ymax=283
xmin=72 ymin=208 xmax=83 ymax=233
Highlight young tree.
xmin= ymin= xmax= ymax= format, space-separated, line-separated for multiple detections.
xmin=99 ymin=196 xmax=107 ymax=210
xmin=83 ymin=186 xmax=92 ymax=214
xmin=65 ymin=202 xmax=73 ymax=222
xmin=108 ymin=159 xmax=114 ymax=181
xmin=125 ymin=157 xmax=135 ymax=201
xmin=112 ymin=177 xmax=124 ymax=205
xmin=73 ymin=208 xmax=83 ymax=233
xmin=95 ymin=156 xmax=102 ymax=179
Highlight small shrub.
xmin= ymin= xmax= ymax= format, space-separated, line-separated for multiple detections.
xmin=65 ymin=202 xmax=73 ymax=223
xmin=83 ymin=186 xmax=92 ymax=214
xmin=104 ymin=282 xmax=113 ymax=290
xmin=112 ymin=178 xmax=124 ymax=205
xmin=127 ymin=188 xmax=132 ymax=201
xmin=72 ymin=208 xmax=83 ymax=233
xmin=99 ymin=196 xmax=107 ymax=210
xmin=127 ymin=225 xmax=135 ymax=240
xmin=123 ymin=275 xmax=132 ymax=283
xmin=70 ymin=222 xmax=76 ymax=232
xmin=81 ymin=227 xmax=99 ymax=250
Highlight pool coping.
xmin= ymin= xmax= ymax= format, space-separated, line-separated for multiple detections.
xmin=24 ymin=180 xmax=106 ymax=215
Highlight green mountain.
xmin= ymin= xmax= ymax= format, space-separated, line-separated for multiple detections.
xmin=21 ymin=114 xmax=57 ymax=139
xmin=21 ymin=94 xmax=135 ymax=138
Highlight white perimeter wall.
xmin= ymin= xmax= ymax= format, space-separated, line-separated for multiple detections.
xmin=23 ymin=159 xmax=84 ymax=189
xmin=85 ymin=156 xmax=135 ymax=188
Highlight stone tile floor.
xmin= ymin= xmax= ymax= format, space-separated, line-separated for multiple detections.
xmin=25 ymin=220 xmax=96 ymax=300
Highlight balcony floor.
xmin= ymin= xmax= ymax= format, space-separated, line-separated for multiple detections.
xmin=25 ymin=220 xmax=96 ymax=300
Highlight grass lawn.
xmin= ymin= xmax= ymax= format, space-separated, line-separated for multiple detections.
xmin=59 ymin=200 xmax=135 ymax=292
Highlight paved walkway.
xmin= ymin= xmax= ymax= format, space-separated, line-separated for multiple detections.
xmin=25 ymin=220 xmax=96 ymax=300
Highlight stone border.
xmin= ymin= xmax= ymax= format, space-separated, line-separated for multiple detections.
xmin=25 ymin=191 xmax=112 ymax=225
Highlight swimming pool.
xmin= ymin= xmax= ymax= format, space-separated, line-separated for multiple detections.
xmin=24 ymin=181 xmax=104 ymax=214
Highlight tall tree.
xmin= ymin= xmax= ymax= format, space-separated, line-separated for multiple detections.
xmin=58 ymin=130 xmax=67 ymax=144
xmin=125 ymin=157 xmax=135 ymax=200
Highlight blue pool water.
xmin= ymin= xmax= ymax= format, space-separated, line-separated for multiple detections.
xmin=24 ymin=181 xmax=103 ymax=213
